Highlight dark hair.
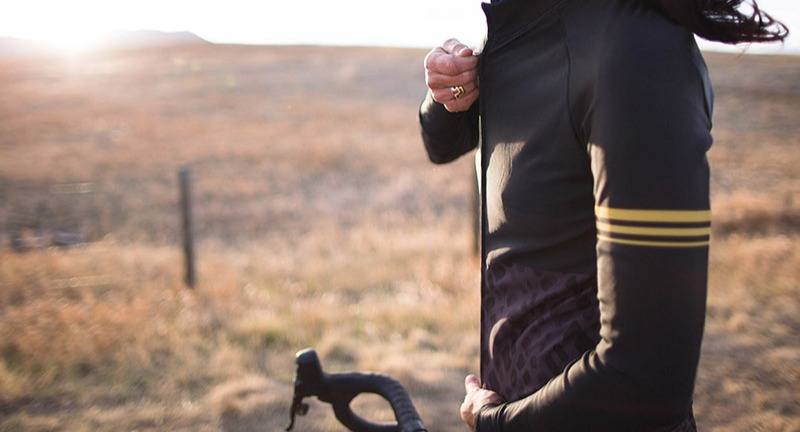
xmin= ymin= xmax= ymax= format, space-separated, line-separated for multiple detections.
xmin=646 ymin=0 xmax=789 ymax=44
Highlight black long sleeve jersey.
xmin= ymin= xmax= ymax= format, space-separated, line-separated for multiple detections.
xmin=419 ymin=0 xmax=713 ymax=430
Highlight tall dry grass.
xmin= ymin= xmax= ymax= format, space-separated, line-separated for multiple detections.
xmin=0 ymin=233 xmax=480 ymax=431
xmin=0 ymin=45 xmax=798 ymax=431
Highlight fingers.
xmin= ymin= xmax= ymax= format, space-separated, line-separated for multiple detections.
xmin=438 ymin=90 xmax=477 ymax=113
xmin=424 ymin=47 xmax=478 ymax=78
xmin=425 ymin=70 xmax=478 ymax=98
xmin=460 ymin=398 xmax=477 ymax=432
xmin=428 ymin=79 xmax=478 ymax=108
xmin=438 ymin=86 xmax=479 ymax=113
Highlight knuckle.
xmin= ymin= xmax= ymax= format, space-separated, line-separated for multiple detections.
xmin=423 ymin=52 xmax=439 ymax=70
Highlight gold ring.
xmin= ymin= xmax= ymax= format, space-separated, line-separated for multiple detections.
xmin=451 ymin=85 xmax=466 ymax=100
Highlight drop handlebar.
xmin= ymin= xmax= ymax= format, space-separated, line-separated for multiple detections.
xmin=286 ymin=348 xmax=427 ymax=432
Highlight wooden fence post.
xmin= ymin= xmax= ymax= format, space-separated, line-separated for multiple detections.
xmin=179 ymin=168 xmax=196 ymax=288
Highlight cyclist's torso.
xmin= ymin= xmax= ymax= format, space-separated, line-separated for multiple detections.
xmin=478 ymin=0 xmax=600 ymax=401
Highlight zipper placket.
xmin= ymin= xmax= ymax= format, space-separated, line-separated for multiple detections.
xmin=477 ymin=34 xmax=491 ymax=387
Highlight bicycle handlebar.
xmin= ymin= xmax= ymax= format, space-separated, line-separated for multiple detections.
xmin=286 ymin=348 xmax=427 ymax=432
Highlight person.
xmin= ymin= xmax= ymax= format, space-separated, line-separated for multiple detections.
xmin=418 ymin=0 xmax=787 ymax=430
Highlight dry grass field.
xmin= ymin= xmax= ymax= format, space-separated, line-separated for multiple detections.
xmin=0 ymin=42 xmax=797 ymax=431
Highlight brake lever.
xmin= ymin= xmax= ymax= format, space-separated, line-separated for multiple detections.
xmin=286 ymin=391 xmax=309 ymax=431
xmin=286 ymin=348 xmax=324 ymax=431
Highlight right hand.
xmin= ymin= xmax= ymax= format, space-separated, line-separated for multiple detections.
xmin=460 ymin=375 xmax=504 ymax=432
xmin=424 ymin=38 xmax=480 ymax=112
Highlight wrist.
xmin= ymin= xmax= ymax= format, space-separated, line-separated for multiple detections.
xmin=475 ymin=403 xmax=502 ymax=432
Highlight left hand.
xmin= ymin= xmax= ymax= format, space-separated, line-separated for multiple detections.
xmin=423 ymin=38 xmax=480 ymax=112
xmin=460 ymin=375 xmax=505 ymax=431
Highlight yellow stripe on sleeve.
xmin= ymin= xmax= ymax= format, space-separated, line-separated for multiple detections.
xmin=595 ymin=206 xmax=711 ymax=223
xmin=595 ymin=222 xmax=711 ymax=237
xmin=595 ymin=206 xmax=711 ymax=248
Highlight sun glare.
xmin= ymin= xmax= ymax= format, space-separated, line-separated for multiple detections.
xmin=1 ymin=3 xmax=114 ymax=55
xmin=34 ymin=28 xmax=108 ymax=55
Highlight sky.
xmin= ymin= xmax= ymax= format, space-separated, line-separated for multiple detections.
xmin=0 ymin=0 xmax=797 ymax=55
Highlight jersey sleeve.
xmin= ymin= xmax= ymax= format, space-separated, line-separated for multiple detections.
xmin=418 ymin=91 xmax=480 ymax=164
xmin=475 ymin=17 xmax=713 ymax=432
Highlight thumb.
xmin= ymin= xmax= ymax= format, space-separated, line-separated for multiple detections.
xmin=443 ymin=38 xmax=474 ymax=57
xmin=454 ymin=45 xmax=474 ymax=57
xmin=465 ymin=374 xmax=481 ymax=393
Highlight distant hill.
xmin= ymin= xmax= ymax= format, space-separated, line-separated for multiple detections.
xmin=101 ymin=30 xmax=208 ymax=48
xmin=0 ymin=37 xmax=44 ymax=58
xmin=0 ymin=30 xmax=208 ymax=58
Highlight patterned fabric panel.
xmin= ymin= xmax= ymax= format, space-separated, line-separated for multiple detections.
xmin=481 ymin=261 xmax=601 ymax=401
xmin=670 ymin=413 xmax=698 ymax=432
